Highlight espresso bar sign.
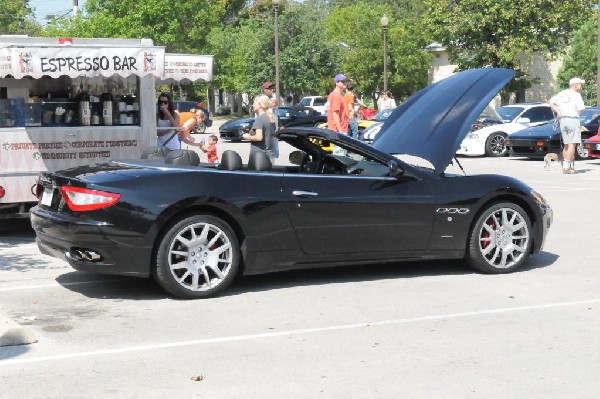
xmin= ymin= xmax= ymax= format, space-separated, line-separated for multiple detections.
xmin=6 ymin=46 xmax=165 ymax=79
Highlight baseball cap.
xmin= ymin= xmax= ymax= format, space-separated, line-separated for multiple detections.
xmin=334 ymin=73 xmax=347 ymax=83
xmin=569 ymin=77 xmax=585 ymax=86
xmin=262 ymin=81 xmax=274 ymax=89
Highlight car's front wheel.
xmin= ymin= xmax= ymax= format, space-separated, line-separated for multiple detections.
xmin=155 ymin=214 xmax=240 ymax=299
xmin=485 ymin=132 xmax=508 ymax=157
xmin=466 ymin=202 xmax=532 ymax=273
xmin=576 ymin=143 xmax=590 ymax=160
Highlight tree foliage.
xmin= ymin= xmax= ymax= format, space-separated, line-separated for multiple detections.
xmin=44 ymin=0 xmax=225 ymax=53
xmin=324 ymin=2 xmax=431 ymax=101
xmin=0 ymin=0 xmax=42 ymax=35
xmin=557 ymin=14 xmax=598 ymax=105
xmin=425 ymin=0 xmax=597 ymax=101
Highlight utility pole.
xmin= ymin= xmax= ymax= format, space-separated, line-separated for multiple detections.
xmin=73 ymin=0 xmax=79 ymax=16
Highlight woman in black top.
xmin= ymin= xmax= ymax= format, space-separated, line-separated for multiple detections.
xmin=242 ymin=94 xmax=276 ymax=162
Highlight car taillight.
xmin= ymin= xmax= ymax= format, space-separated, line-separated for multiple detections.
xmin=59 ymin=186 xmax=121 ymax=211
xmin=34 ymin=183 xmax=44 ymax=199
xmin=0 ymin=186 xmax=5 ymax=199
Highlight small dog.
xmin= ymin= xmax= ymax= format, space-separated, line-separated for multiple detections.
xmin=544 ymin=153 xmax=561 ymax=170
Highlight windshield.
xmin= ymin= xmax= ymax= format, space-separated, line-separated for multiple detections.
xmin=478 ymin=105 xmax=502 ymax=123
xmin=299 ymin=98 xmax=311 ymax=107
xmin=496 ymin=106 xmax=525 ymax=123
xmin=580 ymin=108 xmax=600 ymax=125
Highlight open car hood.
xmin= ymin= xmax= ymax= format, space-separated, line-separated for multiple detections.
xmin=372 ymin=68 xmax=515 ymax=174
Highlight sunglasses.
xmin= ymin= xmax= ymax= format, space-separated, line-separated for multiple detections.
xmin=159 ymin=100 xmax=169 ymax=104
xmin=338 ymin=80 xmax=347 ymax=84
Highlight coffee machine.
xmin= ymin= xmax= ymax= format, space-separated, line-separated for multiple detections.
xmin=78 ymin=93 xmax=90 ymax=126
xmin=101 ymin=93 xmax=113 ymax=125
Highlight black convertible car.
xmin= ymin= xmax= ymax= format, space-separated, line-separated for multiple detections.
xmin=31 ymin=68 xmax=553 ymax=299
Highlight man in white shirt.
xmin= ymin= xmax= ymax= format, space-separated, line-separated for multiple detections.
xmin=549 ymin=77 xmax=586 ymax=174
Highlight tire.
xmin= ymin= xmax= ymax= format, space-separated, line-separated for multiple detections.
xmin=575 ymin=143 xmax=589 ymax=160
xmin=484 ymin=132 xmax=508 ymax=157
xmin=193 ymin=123 xmax=207 ymax=134
xmin=466 ymin=202 xmax=532 ymax=274
xmin=155 ymin=214 xmax=240 ymax=299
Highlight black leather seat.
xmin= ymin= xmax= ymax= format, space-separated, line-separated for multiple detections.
xmin=141 ymin=146 xmax=171 ymax=159
xmin=248 ymin=151 xmax=272 ymax=171
xmin=219 ymin=150 xmax=243 ymax=171
xmin=164 ymin=149 xmax=200 ymax=166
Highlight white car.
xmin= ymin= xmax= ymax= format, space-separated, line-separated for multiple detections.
xmin=299 ymin=96 xmax=327 ymax=114
xmin=458 ymin=102 xmax=555 ymax=157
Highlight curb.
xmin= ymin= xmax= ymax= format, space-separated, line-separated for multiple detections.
xmin=0 ymin=312 xmax=37 ymax=347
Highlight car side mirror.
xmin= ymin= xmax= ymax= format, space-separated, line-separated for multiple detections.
xmin=516 ymin=117 xmax=531 ymax=123
xmin=388 ymin=159 xmax=404 ymax=177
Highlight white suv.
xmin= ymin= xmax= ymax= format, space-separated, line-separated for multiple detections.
xmin=299 ymin=96 xmax=327 ymax=114
xmin=458 ymin=102 xmax=555 ymax=157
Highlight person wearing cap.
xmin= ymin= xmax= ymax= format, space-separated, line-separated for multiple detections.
xmin=262 ymin=81 xmax=280 ymax=159
xmin=549 ymin=77 xmax=586 ymax=174
xmin=327 ymin=73 xmax=349 ymax=134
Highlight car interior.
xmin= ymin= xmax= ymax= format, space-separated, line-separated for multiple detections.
xmin=139 ymin=133 xmax=394 ymax=177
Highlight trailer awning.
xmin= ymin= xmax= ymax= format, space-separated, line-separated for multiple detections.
xmin=162 ymin=53 xmax=213 ymax=83
xmin=0 ymin=45 xmax=165 ymax=79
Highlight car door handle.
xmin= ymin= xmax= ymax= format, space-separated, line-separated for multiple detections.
xmin=292 ymin=190 xmax=318 ymax=197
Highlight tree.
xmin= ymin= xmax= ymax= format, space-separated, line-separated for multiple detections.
xmin=425 ymin=0 xmax=597 ymax=103
xmin=324 ymin=2 xmax=431 ymax=102
xmin=44 ymin=0 xmax=225 ymax=53
xmin=557 ymin=14 xmax=598 ymax=105
xmin=0 ymin=0 xmax=42 ymax=35
xmin=207 ymin=0 xmax=341 ymax=107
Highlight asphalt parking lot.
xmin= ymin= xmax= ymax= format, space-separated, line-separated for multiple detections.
xmin=2 ymin=138 xmax=600 ymax=397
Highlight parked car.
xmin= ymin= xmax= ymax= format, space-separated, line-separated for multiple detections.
xmin=457 ymin=102 xmax=554 ymax=157
xmin=507 ymin=106 xmax=600 ymax=159
xmin=582 ymin=128 xmax=600 ymax=158
xmin=174 ymin=101 xmax=213 ymax=134
xmin=299 ymin=96 xmax=327 ymax=114
xmin=30 ymin=68 xmax=552 ymax=299
xmin=219 ymin=106 xmax=325 ymax=141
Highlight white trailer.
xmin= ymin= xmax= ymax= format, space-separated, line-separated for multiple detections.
xmin=0 ymin=36 xmax=213 ymax=218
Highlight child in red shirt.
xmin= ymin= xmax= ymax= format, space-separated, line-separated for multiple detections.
xmin=200 ymin=135 xmax=219 ymax=163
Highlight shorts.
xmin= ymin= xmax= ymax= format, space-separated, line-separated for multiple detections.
xmin=559 ymin=117 xmax=581 ymax=144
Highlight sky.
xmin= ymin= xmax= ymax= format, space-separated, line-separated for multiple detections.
xmin=29 ymin=0 xmax=87 ymax=25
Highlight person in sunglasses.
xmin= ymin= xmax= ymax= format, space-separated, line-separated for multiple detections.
xmin=326 ymin=74 xmax=349 ymax=134
xmin=156 ymin=92 xmax=200 ymax=150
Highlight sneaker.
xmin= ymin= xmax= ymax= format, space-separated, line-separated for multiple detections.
xmin=563 ymin=168 xmax=575 ymax=174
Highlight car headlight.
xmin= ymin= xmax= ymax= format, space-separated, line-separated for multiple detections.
xmin=466 ymin=133 xmax=479 ymax=139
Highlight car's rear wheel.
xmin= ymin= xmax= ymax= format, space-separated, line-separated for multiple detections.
xmin=466 ymin=202 xmax=532 ymax=273
xmin=485 ymin=132 xmax=508 ymax=157
xmin=155 ymin=214 xmax=240 ymax=299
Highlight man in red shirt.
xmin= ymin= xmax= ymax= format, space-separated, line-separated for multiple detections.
xmin=327 ymin=73 xmax=349 ymax=134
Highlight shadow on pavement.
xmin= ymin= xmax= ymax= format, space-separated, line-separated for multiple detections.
xmin=54 ymin=251 xmax=558 ymax=300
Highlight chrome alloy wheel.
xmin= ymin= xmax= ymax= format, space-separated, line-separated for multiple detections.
xmin=168 ymin=222 xmax=234 ymax=292
xmin=486 ymin=133 xmax=507 ymax=156
xmin=477 ymin=207 xmax=530 ymax=269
